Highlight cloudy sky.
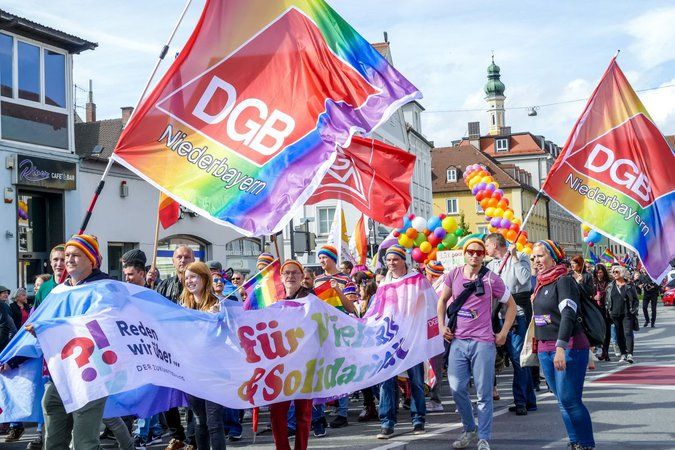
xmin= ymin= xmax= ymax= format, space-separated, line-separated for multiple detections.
xmin=5 ymin=0 xmax=675 ymax=147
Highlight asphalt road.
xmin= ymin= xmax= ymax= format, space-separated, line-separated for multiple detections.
xmin=3 ymin=303 xmax=675 ymax=449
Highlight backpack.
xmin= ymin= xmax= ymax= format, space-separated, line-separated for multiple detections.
xmin=573 ymin=277 xmax=606 ymax=347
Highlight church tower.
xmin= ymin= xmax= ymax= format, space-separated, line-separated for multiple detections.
xmin=485 ymin=56 xmax=506 ymax=135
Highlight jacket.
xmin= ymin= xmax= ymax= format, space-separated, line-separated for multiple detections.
xmin=605 ymin=281 xmax=639 ymax=316
xmin=0 ymin=302 xmax=17 ymax=351
xmin=9 ymin=302 xmax=29 ymax=330
xmin=155 ymin=275 xmax=183 ymax=303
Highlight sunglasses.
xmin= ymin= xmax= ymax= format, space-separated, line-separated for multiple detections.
xmin=212 ymin=277 xmax=224 ymax=283
xmin=465 ymin=249 xmax=485 ymax=257
xmin=231 ymin=277 xmax=242 ymax=280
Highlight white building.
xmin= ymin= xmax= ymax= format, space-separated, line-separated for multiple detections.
xmin=280 ymin=40 xmax=433 ymax=266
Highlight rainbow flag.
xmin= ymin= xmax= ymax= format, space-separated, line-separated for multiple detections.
xmin=601 ymin=248 xmax=617 ymax=264
xmin=158 ymin=193 xmax=180 ymax=229
xmin=542 ymin=57 xmax=675 ymax=281
xmin=110 ymin=0 xmax=420 ymax=237
xmin=313 ymin=281 xmax=343 ymax=309
xmin=242 ymin=259 xmax=285 ymax=310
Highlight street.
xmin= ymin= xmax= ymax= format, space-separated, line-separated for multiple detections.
xmin=4 ymin=303 xmax=674 ymax=450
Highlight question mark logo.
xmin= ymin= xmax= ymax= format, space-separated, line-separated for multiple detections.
xmin=60 ymin=320 xmax=118 ymax=382
xmin=61 ymin=337 xmax=97 ymax=381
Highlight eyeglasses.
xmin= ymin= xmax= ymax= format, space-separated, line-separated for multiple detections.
xmin=282 ymin=271 xmax=302 ymax=278
xmin=231 ymin=277 xmax=242 ymax=281
xmin=465 ymin=249 xmax=485 ymax=257
xmin=612 ymin=270 xmax=621 ymax=274
xmin=212 ymin=277 xmax=224 ymax=283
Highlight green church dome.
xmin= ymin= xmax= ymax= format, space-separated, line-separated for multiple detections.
xmin=485 ymin=57 xmax=505 ymax=96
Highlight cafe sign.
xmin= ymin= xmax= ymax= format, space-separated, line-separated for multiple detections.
xmin=15 ymin=155 xmax=76 ymax=190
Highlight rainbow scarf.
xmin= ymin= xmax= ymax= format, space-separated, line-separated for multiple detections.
xmin=110 ymin=0 xmax=420 ymax=237
xmin=601 ymin=248 xmax=617 ymax=264
xmin=242 ymin=259 xmax=285 ymax=310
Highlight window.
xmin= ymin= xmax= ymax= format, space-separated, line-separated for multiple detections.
xmin=107 ymin=242 xmax=138 ymax=281
xmin=495 ymin=138 xmax=509 ymax=152
xmin=478 ymin=226 xmax=488 ymax=235
xmin=44 ymin=50 xmax=66 ymax=107
xmin=446 ymin=168 xmax=457 ymax=182
xmin=18 ymin=41 xmax=40 ymax=102
xmin=476 ymin=200 xmax=484 ymax=213
xmin=446 ymin=198 xmax=458 ymax=215
xmin=225 ymin=238 xmax=262 ymax=256
xmin=318 ymin=207 xmax=336 ymax=234
xmin=0 ymin=33 xmax=12 ymax=98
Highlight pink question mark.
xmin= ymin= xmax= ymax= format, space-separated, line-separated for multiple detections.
xmin=61 ymin=337 xmax=97 ymax=381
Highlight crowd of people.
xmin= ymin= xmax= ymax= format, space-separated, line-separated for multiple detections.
xmin=0 ymin=231 xmax=670 ymax=450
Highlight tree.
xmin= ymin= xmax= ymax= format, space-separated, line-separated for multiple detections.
xmin=458 ymin=212 xmax=472 ymax=237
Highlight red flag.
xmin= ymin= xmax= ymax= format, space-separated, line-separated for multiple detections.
xmin=307 ymin=137 xmax=415 ymax=227
xmin=349 ymin=214 xmax=368 ymax=265
xmin=158 ymin=193 xmax=180 ymax=229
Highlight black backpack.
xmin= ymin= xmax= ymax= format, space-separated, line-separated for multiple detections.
xmin=572 ymin=277 xmax=606 ymax=347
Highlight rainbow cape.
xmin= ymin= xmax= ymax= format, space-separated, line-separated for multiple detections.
xmin=110 ymin=0 xmax=421 ymax=237
xmin=242 ymin=259 xmax=285 ymax=310
xmin=542 ymin=58 xmax=675 ymax=281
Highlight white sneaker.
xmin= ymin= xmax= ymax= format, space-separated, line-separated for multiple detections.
xmin=452 ymin=430 xmax=477 ymax=449
xmin=427 ymin=401 xmax=444 ymax=412
xmin=626 ymin=354 xmax=634 ymax=364
xmin=477 ymin=439 xmax=491 ymax=450
xmin=613 ymin=344 xmax=620 ymax=357
xmin=619 ymin=354 xmax=627 ymax=363
xmin=243 ymin=409 xmax=252 ymax=420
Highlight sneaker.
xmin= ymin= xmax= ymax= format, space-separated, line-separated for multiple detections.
xmin=376 ymin=428 xmax=394 ymax=439
xmin=358 ymin=405 xmax=378 ymax=422
xmin=477 ymin=439 xmax=491 ymax=450
xmin=312 ymin=423 xmax=327 ymax=437
xmin=619 ymin=354 xmax=627 ymax=363
xmin=165 ymin=438 xmax=188 ymax=449
xmin=644 ymin=321 xmax=649 ymax=328
xmin=626 ymin=354 xmax=634 ymax=364
xmin=227 ymin=433 xmax=242 ymax=442
xmin=413 ymin=423 xmax=426 ymax=435
xmin=242 ymin=409 xmax=253 ymax=420
xmin=509 ymin=404 xmax=537 ymax=413
xmin=146 ymin=434 xmax=163 ymax=445
xmin=100 ymin=428 xmax=116 ymax=441
xmin=427 ymin=400 xmax=444 ymax=412
xmin=651 ymin=323 xmax=655 ymax=328
xmin=5 ymin=428 xmax=25 ymax=443
xmin=613 ymin=344 xmax=620 ymax=357
xmin=27 ymin=433 xmax=44 ymax=450
xmin=514 ymin=405 xmax=528 ymax=415
xmin=133 ymin=435 xmax=147 ymax=450
xmin=452 ymin=430 xmax=477 ymax=449
xmin=330 ymin=415 xmax=348 ymax=428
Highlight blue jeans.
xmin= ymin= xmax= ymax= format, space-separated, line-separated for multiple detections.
xmin=288 ymin=402 xmax=325 ymax=430
xmin=379 ymin=363 xmax=426 ymax=430
xmin=135 ymin=414 xmax=162 ymax=438
xmin=188 ymin=396 xmax=226 ymax=450
xmin=538 ymin=349 xmax=595 ymax=448
xmin=448 ymin=339 xmax=496 ymax=440
xmin=504 ymin=316 xmax=537 ymax=407
xmin=223 ymin=408 xmax=242 ymax=437
xmin=337 ymin=396 xmax=349 ymax=417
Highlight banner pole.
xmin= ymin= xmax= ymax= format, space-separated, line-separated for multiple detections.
xmin=62 ymin=0 xmax=195 ymax=285
xmin=497 ymin=190 xmax=543 ymax=275
xmin=149 ymin=192 xmax=163 ymax=289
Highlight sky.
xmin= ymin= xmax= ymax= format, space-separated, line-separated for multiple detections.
xmin=4 ymin=0 xmax=675 ymax=147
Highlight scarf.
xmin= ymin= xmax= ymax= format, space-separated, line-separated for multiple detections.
xmin=533 ymin=263 xmax=569 ymax=298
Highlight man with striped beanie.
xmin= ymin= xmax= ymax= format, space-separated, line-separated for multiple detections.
xmin=63 ymin=234 xmax=107 ymax=286
xmin=256 ymin=252 xmax=276 ymax=271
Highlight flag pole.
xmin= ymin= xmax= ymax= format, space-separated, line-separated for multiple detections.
xmin=64 ymin=0 xmax=194 ymax=284
xmin=497 ymin=189 xmax=543 ymax=275
xmin=149 ymin=192 xmax=163 ymax=288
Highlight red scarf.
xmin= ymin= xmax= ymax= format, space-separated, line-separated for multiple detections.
xmin=533 ymin=263 xmax=569 ymax=299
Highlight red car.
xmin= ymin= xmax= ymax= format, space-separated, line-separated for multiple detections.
xmin=663 ymin=288 xmax=675 ymax=306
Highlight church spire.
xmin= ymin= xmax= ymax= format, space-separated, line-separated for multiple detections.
xmin=485 ymin=55 xmax=506 ymax=135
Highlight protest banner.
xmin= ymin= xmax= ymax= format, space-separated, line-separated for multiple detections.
xmin=1 ymin=274 xmax=442 ymax=417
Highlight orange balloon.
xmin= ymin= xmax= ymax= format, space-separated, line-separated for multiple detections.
xmin=498 ymin=199 xmax=509 ymax=209
xmin=488 ymin=198 xmax=499 ymax=208
xmin=517 ymin=234 xmax=527 ymax=245
xmin=500 ymin=229 xmax=509 ymax=238
xmin=480 ymin=198 xmax=491 ymax=209
xmin=406 ymin=228 xmax=418 ymax=239
xmin=506 ymin=230 xmax=517 ymax=242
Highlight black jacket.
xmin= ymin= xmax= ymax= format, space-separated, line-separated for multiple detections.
xmin=533 ymin=275 xmax=584 ymax=348
xmin=0 ymin=302 xmax=17 ymax=352
xmin=605 ymin=281 xmax=639 ymax=317
xmin=9 ymin=302 xmax=29 ymax=330
xmin=155 ymin=275 xmax=183 ymax=303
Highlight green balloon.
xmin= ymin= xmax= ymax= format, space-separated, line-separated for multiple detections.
xmin=414 ymin=233 xmax=427 ymax=246
xmin=444 ymin=233 xmax=458 ymax=248
xmin=437 ymin=243 xmax=446 ymax=251
xmin=454 ymin=228 xmax=464 ymax=236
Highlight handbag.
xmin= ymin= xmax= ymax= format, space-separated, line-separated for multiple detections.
xmin=520 ymin=316 xmax=539 ymax=367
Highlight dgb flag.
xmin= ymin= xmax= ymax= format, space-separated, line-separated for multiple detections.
xmin=110 ymin=0 xmax=421 ymax=236
xmin=542 ymin=58 xmax=674 ymax=281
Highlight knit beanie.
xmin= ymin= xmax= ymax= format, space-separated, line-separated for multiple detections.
xmin=425 ymin=260 xmax=445 ymax=276
xmin=318 ymin=245 xmax=338 ymax=263
xmin=256 ymin=252 xmax=275 ymax=268
xmin=537 ymin=240 xmax=565 ymax=263
xmin=385 ymin=244 xmax=407 ymax=261
xmin=65 ymin=234 xmax=102 ymax=268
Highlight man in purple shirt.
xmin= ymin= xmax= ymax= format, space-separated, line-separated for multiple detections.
xmin=437 ymin=239 xmax=516 ymax=450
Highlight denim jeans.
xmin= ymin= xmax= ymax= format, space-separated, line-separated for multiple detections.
xmin=188 ymin=395 xmax=226 ymax=450
xmin=135 ymin=414 xmax=162 ymax=439
xmin=448 ymin=339 xmax=496 ymax=440
xmin=538 ymin=349 xmax=595 ymax=448
xmin=337 ymin=396 xmax=349 ymax=417
xmin=288 ymin=402 xmax=325 ymax=430
xmin=223 ymin=408 xmax=242 ymax=437
xmin=504 ymin=315 xmax=537 ymax=407
xmin=379 ymin=362 xmax=426 ymax=430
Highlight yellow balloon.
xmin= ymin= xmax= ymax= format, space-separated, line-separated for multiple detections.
xmin=516 ymin=242 xmax=524 ymax=251
xmin=419 ymin=241 xmax=432 ymax=253
xmin=504 ymin=209 xmax=515 ymax=221
xmin=481 ymin=176 xmax=493 ymax=184
xmin=493 ymin=207 xmax=504 ymax=218
xmin=581 ymin=223 xmax=591 ymax=232
xmin=523 ymin=246 xmax=532 ymax=255
xmin=485 ymin=207 xmax=496 ymax=217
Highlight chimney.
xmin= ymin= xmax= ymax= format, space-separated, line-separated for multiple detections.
xmin=85 ymin=79 xmax=96 ymax=123
xmin=121 ymin=107 xmax=134 ymax=126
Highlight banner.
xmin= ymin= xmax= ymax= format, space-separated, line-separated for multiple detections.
xmin=307 ymin=136 xmax=416 ymax=227
xmin=542 ymin=58 xmax=675 ymax=281
xmin=6 ymin=276 xmax=441 ymax=415
xmin=110 ymin=0 xmax=421 ymax=236
xmin=327 ymin=202 xmax=351 ymax=263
